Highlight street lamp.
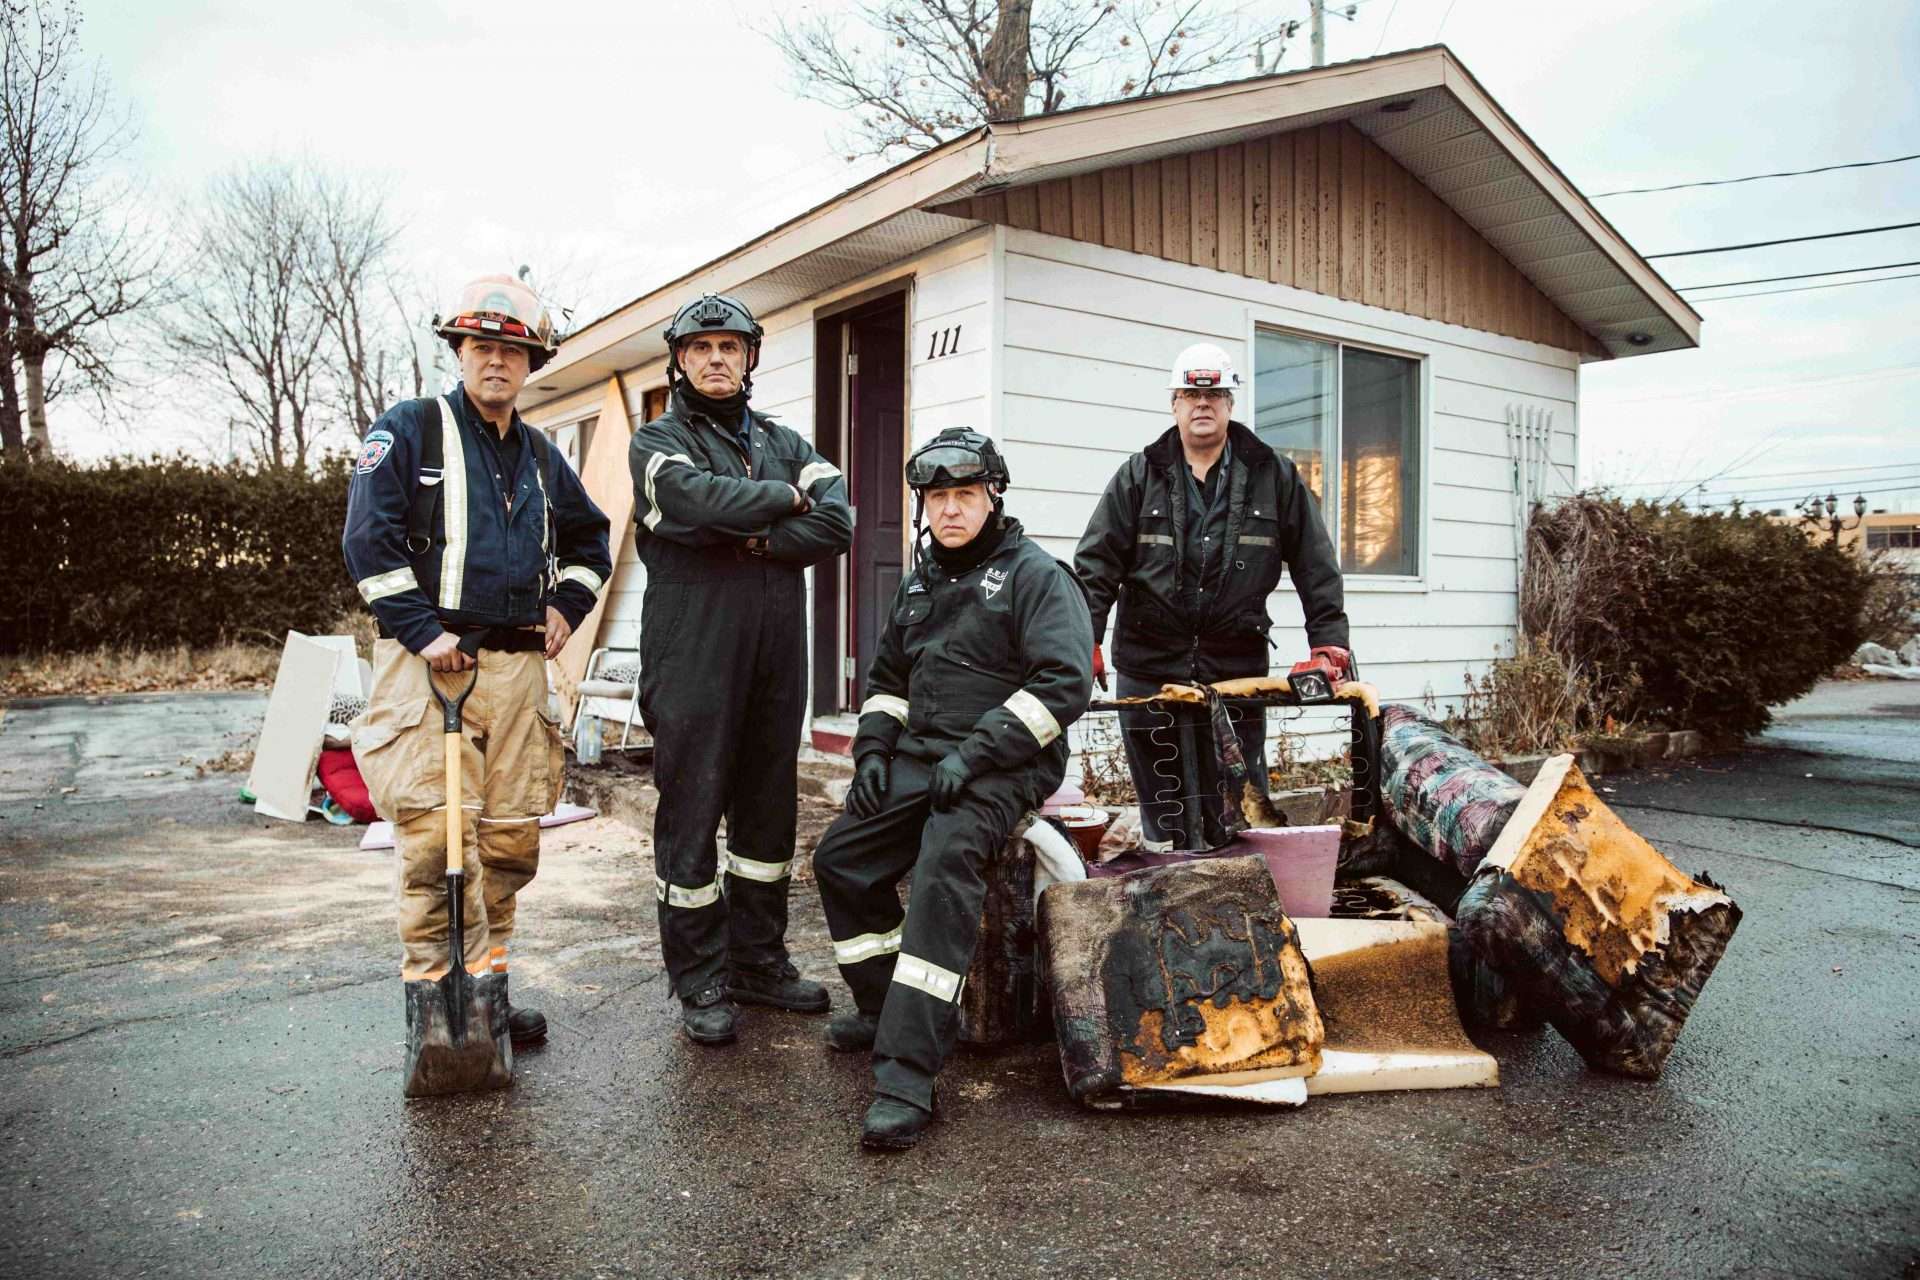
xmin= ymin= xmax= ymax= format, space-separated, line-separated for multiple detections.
xmin=1802 ymin=492 xmax=1868 ymax=544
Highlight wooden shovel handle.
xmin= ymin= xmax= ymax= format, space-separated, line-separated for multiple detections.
xmin=445 ymin=731 xmax=463 ymax=877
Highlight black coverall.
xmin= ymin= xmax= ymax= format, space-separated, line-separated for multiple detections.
xmin=812 ymin=518 xmax=1093 ymax=1109
xmin=1074 ymin=420 xmax=1348 ymax=848
xmin=628 ymin=389 xmax=853 ymax=998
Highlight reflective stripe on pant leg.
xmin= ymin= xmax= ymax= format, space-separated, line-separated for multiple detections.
xmin=656 ymin=876 xmax=722 ymax=908
xmin=891 ymin=952 xmax=964 ymax=1002
xmin=833 ymin=924 xmax=904 ymax=966
xmin=723 ymin=851 xmax=791 ymax=883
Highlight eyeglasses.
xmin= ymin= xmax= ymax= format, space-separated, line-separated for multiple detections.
xmin=1176 ymin=388 xmax=1232 ymax=404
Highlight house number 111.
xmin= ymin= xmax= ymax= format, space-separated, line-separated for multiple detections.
xmin=926 ymin=325 xmax=962 ymax=360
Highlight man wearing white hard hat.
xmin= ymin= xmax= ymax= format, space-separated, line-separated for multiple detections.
xmin=344 ymin=273 xmax=611 ymax=1048
xmin=1074 ymin=341 xmax=1349 ymax=849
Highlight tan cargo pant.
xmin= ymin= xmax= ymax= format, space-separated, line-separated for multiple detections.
xmin=351 ymin=639 xmax=564 ymax=979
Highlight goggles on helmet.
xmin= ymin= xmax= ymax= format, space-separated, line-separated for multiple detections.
xmin=905 ymin=444 xmax=993 ymax=489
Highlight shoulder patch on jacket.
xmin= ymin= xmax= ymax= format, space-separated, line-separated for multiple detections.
xmin=356 ymin=429 xmax=395 ymax=474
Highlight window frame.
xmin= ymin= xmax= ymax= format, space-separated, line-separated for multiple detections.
xmin=1243 ymin=308 xmax=1433 ymax=593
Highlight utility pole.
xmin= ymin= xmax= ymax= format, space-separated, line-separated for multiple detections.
xmin=1310 ymin=0 xmax=1325 ymax=66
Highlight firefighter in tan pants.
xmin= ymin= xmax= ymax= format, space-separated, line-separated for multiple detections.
xmin=344 ymin=275 xmax=612 ymax=1046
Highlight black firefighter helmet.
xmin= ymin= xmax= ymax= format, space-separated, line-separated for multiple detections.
xmin=904 ymin=428 xmax=1010 ymax=495
xmin=663 ymin=292 xmax=763 ymax=391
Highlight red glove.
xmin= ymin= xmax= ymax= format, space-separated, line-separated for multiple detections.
xmin=1309 ymin=645 xmax=1353 ymax=682
xmin=1092 ymin=642 xmax=1108 ymax=692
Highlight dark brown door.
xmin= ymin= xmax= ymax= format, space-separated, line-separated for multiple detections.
xmin=846 ymin=301 xmax=907 ymax=709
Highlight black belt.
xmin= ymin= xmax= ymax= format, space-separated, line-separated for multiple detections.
xmin=378 ymin=622 xmax=546 ymax=654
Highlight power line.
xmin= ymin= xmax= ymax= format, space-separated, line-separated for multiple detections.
xmin=1690 ymin=270 xmax=1920 ymax=302
xmin=1596 ymin=362 xmax=1920 ymax=406
xmin=1678 ymin=259 xmax=1920 ymax=291
xmin=1700 ymin=478 xmax=1920 ymax=510
xmin=1610 ymin=460 xmax=1920 ymax=490
xmin=1592 ymin=152 xmax=1920 ymax=198
xmin=1644 ymin=221 xmax=1920 ymax=260
xmin=1697 ymin=474 xmax=1920 ymax=504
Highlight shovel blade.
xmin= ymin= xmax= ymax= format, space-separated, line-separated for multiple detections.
xmin=402 ymin=969 xmax=513 ymax=1097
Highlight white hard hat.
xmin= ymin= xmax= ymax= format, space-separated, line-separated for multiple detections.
xmin=1167 ymin=342 xmax=1242 ymax=391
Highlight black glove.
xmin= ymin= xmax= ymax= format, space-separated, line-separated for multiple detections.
xmin=928 ymin=753 xmax=972 ymax=812
xmin=848 ymin=753 xmax=890 ymax=818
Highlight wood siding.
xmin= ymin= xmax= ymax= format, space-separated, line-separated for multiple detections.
xmin=942 ymin=122 xmax=1604 ymax=358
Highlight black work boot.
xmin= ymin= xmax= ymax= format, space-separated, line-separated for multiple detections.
xmin=681 ymin=987 xmax=738 ymax=1046
xmin=860 ymin=1093 xmax=935 ymax=1151
xmin=505 ymin=1000 xmax=548 ymax=1047
xmin=729 ymin=960 xmax=831 ymax=1013
xmin=825 ymin=1009 xmax=880 ymax=1053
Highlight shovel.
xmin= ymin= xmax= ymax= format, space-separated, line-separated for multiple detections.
xmin=402 ymin=658 xmax=513 ymax=1097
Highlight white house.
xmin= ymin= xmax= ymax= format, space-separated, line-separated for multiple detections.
xmin=523 ymin=46 xmax=1700 ymax=754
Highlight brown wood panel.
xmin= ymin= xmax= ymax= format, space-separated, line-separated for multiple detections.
xmin=1039 ymin=178 xmax=1073 ymax=238
xmin=1363 ymin=139 xmax=1387 ymax=307
xmin=1190 ymin=149 xmax=1218 ymax=269
xmin=1162 ymin=155 xmax=1191 ymax=265
xmin=1101 ymin=168 xmax=1132 ymax=252
xmin=948 ymin=120 xmax=1598 ymax=354
xmin=1294 ymin=129 xmax=1317 ymax=290
xmin=1317 ymin=124 xmax=1341 ymax=297
xmin=1339 ymin=125 xmax=1367 ymax=303
xmin=1269 ymin=134 xmax=1294 ymax=287
xmin=1006 ymin=185 xmax=1039 ymax=231
xmin=1388 ymin=161 xmax=1408 ymax=314
xmin=1070 ymin=172 xmax=1103 ymax=244
xmin=1133 ymin=161 xmax=1161 ymax=258
xmin=1218 ymin=143 xmax=1244 ymax=276
xmin=1406 ymin=179 xmax=1429 ymax=319
xmin=1246 ymin=138 xmax=1270 ymax=283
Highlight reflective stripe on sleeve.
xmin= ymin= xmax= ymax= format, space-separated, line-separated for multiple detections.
xmin=1136 ymin=533 xmax=1173 ymax=546
xmin=859 ymin=693 xmax=909 ymax=726
xmin=356 ymin=566 xmax=419 ymax=603
xmin=723 ymin=852 xmax=791 ymax=883
xmin=655 ymin=875 xmax=721 ymax=909
xmin=1237 ymin=535 xmax=1275 ymax=547
xmin=832 ymin=924 xmax=904 ymax=966
xmin=1004 ymin=688 xmax=1062 ymax=747
xmin=891 ymin=952 xmax=963 ymax=1002
xmin=641 ymin=452 xmax=694 ymax=532
xmin=437 ymin=395 xmax=469 ymax=611
xmin=797 ymin=459 xmax=841 ymax=491
xmin=559 ymin=564 xmax=605 ymax=594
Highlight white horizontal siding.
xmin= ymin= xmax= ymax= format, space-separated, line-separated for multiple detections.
xmin=998 ymin=227 xmax=1580 ymax=753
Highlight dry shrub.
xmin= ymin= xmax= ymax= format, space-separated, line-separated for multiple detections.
xmin=1860 ymin=551 xmax=1920 ymax=648
xmin=1517 ymin=494 xmax=1872 ymax=739
xmin=0 ymin=642 xmax=281 ymax=697
xmin=1449 ymin=637 xmax=1588 ymax=759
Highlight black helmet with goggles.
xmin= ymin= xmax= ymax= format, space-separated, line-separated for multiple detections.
xmin=904 ymin=428 xmax=1010 ymax=493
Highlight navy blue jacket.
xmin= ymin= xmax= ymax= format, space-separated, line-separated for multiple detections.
xmin=342 ymin=386 xmax=612 ymax=653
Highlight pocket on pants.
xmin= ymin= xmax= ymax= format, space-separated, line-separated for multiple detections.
xmin=537 ymin=703 xmax=566 ymax=812
xmin=351 ymin=699 xmax=444 ymax=821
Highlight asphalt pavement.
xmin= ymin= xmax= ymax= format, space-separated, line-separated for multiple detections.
xmin=0 ymin=683 xmax=1915 ymax=1279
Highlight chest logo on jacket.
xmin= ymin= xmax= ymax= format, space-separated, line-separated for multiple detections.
xmin=982 ymin=567 xmax=1008 ymax=601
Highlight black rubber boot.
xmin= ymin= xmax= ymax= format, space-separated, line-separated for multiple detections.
xmin=860 ymin=1093 xmax=935 ymax=1151
xmin=681 ymin=987 xmax=739 ymax=1046
xmin=825 ymin=1009 xmax=880 ymax=1052
xmin=729 ymin=960 xmax=831 ymax=1013
xmin=506 ymin=1000 xmax=548 ymax=1047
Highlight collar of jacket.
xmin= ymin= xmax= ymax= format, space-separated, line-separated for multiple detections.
xmin=453 ymin=382 xmax=527 ymax=442
xmin=668 ymin=385 xmax=761 ymax=428
xmin=1141 ymin=419 xmax=1273 ymax=471
xmin=921 ymin=516 xmax=1026 ymax=580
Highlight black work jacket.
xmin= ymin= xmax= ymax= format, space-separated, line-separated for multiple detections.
xmin=341 ymin=387 xmax=612 ymax=653
xmin=851 ymin=518 xmax=1094 ymax=786
xmin=627 ymin=388 xmax=852 ymax=582
xmin=1074 ymin=420 xmax=1348 ymax=683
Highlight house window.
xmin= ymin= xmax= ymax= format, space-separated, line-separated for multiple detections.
xmin=1253 ymin=329 xmax=1421 ymax=576
xmin=1868 ymin=527 xmax=1890 ymax=549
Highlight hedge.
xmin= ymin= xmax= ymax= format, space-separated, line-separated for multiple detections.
xmin=1525 ymin=496 xmax=1872 ymax=739
xmin=2 ymin=454 xmax=360 ymax=653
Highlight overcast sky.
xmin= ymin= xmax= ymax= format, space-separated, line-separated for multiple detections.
xmin=70 ymin=0 xmax=1920 ymax=514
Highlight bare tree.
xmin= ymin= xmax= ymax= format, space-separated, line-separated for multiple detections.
xmin=300 ymin=170 xmax=419 ymax=432
xmin=766 ymin=0 xmax=1260 ymax=160
xmin=165 ymin=165 xmax=329 ymax=470
xmin=0 ymin=0 xmax=162 ymax=457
